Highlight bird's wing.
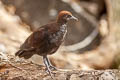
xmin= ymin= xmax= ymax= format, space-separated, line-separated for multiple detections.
xmin=20 ymin=27 xmax=49 ymax=51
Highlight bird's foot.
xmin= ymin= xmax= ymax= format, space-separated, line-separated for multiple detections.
xmin=45 ymin=65 xmax=57 ymax=71
xmin=49 ymin=65 xmax=57 ymax=71
xmin=45 ymin=68 xmax=54 ymax=79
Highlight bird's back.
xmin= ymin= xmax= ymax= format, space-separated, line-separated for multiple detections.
xmin=15 ymin=22 xmax=67 ymax=58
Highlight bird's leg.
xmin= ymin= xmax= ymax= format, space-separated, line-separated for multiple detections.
xmin=45 ymin=56 xmax=57 ymax=70
xmin=43 ymin=56 xmax=53 ymax=78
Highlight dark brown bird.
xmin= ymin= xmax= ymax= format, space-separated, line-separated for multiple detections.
xmin=15 ymin=11 xmax=78 ymax=76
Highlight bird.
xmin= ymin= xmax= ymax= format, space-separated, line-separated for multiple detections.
xmin=15 ymin=10 xmax=78 ymax=77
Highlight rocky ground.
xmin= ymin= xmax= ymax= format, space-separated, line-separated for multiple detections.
xmin=0 ymin=0 xmax=120 ymax=80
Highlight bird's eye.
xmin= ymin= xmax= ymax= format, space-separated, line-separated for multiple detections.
xmin=67 ymin=15 xmax=71 ymax=18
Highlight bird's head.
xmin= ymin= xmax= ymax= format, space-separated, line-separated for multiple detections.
xmin=57 ymin=11 xmax=78 ymax=24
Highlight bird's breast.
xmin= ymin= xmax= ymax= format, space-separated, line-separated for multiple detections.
xmin=49 ymin=24 xmax=67 ymax=46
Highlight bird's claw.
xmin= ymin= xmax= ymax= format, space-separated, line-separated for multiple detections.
xmin=49 ymin=65 xmax=57 ymax=71
xmin=45 ymin=65 xmax=57 ymax=71
xmin=45 ymin=68 xmax=54 ymax=79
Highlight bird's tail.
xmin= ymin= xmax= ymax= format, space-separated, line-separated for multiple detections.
xmin=15 ymin=50 xmax=34 ymax=59
xmin=15 ymin=50 xmax=25 ymax=57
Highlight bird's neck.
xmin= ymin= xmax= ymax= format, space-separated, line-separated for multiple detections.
xmin=57 ymin=21 xmax=67 ymax=27
xmin=57 ymin=18 xmax=67 ymax=25
xmin=55 ymin=21 xmax=67 ymax=35
xmin=60 ymin=24 xmax=67 ymax=33
xmin=57 ymin=22 xmax=67 ymax=31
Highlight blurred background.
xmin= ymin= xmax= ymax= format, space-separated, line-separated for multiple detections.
xmin=0 ymin=0 xmax=120 ymax=70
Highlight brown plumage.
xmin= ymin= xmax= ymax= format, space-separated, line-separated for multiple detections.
xmin=15 ymin=10 xmax=78 ymax=77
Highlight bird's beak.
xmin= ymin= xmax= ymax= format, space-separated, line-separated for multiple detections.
xmin=70 ymin=15 xmax=78 ymax=21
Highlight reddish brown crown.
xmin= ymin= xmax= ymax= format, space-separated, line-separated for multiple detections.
xmin=58 ymin=11 xmax=72 ymax=17
xmin=57 ymin=11 xmax=73 ymax=23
